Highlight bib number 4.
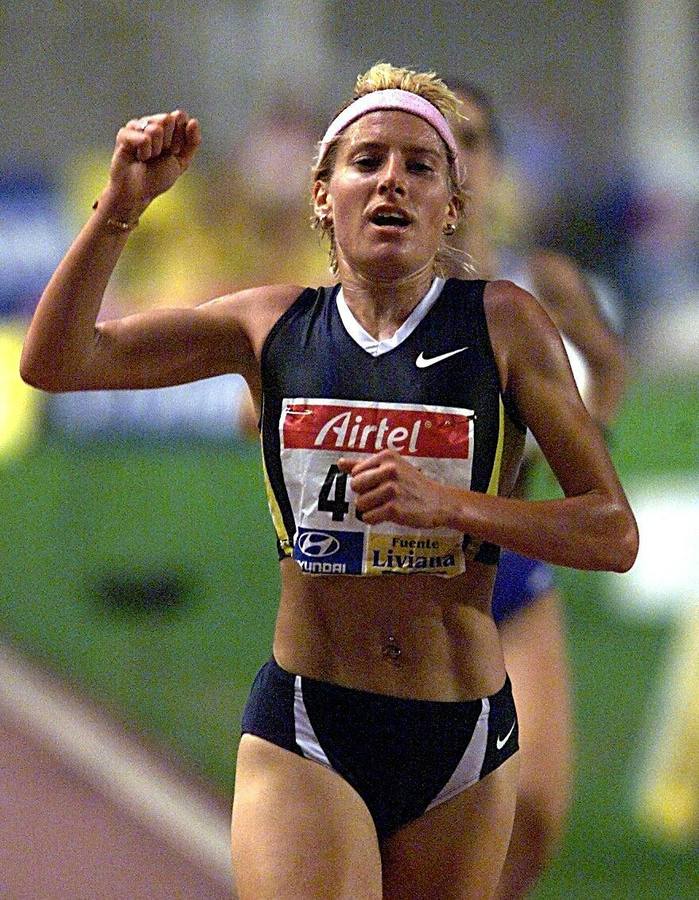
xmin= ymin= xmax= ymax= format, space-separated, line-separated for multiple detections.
xmin=317 ymin=464 xmax=350 ymax=522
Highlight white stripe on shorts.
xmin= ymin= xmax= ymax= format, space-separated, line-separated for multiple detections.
xmin=425 ymin=696 xmax=490 ymax=811
xmin=293 ymin=675 xmax=332 ymax=767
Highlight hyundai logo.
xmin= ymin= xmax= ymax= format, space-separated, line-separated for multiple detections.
xmin=297 ymin=531 xmax=340 ymax=558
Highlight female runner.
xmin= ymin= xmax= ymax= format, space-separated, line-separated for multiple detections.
xmin=21 ymin=63 xmax=638 ymax=899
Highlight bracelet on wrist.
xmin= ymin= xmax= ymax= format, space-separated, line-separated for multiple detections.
xmin=92 ymin=199 xmax=140 ymax=232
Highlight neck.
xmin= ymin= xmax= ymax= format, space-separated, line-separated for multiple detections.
xmin=337 ymin=263 xmax=435 ymax=342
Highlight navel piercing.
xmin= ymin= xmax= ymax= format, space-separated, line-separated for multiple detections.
xmin=382 ymin=634 xmax=403 ymax=664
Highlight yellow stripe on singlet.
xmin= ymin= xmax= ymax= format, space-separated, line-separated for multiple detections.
xmin=485 ymin=396 xmax=505 ymax=496
xmin=259 ymin=436 xmax=292 ymax=556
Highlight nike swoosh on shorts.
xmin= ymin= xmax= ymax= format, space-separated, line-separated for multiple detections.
xmin=496 ymin=720 xmax=516 ymax=750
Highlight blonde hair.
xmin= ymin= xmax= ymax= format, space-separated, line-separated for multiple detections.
xmin=312 ymin=62 xmax=470 ymax=276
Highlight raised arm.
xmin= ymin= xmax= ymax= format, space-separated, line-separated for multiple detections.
xmin=20 ymin=111 xmax=294 ymax=393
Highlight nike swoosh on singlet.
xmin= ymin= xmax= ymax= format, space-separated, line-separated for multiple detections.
xmin=415 ymin=347 xmax=469 ymax=368
xmin=496 ymin=720 xmax=516 ymax=750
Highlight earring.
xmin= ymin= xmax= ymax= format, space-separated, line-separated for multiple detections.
xmin=443 ymin=222 xmax=456 ymax=236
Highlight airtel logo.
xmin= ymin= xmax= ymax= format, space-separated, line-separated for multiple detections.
xmin=297 ymin=532 xmax=341 ymax=558
xmin=314 ymin=410 xmax=421 ymax=454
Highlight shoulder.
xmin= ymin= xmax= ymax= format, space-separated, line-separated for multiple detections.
xmin=483 ymin=279 xmax=568 ymax=387
xmin=527 ymin=247 xmax=585 ymax=287
xmin=483 ymin=278 xmax=555 ymax=333
xmin=524 ymin=250 xmax=624 ymax=355
xmin=198 ymin=283 xmax=308 ymax=357
xmin=525 ymin=248 xmax=595 ymax=323
xmin=199 ymin=283 xmax=306 ymax=318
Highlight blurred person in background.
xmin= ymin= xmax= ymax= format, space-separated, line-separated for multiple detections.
xmin=0 ymin=169 xmax=66 ymax=457
xmin=212 ymin=95 xmax=332 ymax=290
xmin=217 ymin=98 xmax=334 ymax=440
xmin=448 ymin=80 xmax=630 ymax=899
xmin=20 ymin=63 xmax=638 ymax=899
xmin=636 ymin=606 xmax=699 ymax=845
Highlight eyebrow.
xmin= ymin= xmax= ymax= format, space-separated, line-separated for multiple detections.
xmin=346 ymin=140 xmax=443 ymax=158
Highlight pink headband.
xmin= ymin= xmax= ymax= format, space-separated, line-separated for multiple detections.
xmin=318 ymin=88 xmax=462 ymax=183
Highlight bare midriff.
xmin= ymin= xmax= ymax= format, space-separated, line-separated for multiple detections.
xmin=272 ymin=558 xmax=504 ymax=702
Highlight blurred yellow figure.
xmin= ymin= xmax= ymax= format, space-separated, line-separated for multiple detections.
xmin=637 ymin=607 xmax=699 ymax=843
xmin=65 ymin=150 xmax=228 ymax=312
xmin=0 ymin=322 xmax=42 ymax=457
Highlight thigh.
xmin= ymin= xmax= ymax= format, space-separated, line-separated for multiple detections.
xmin=500 ymin=590 xmax=574 ymax=826
xmin=381 ymin=753 xmax=519 ymax=900
xmin=231 ymin=734 xmax=383 ymax=900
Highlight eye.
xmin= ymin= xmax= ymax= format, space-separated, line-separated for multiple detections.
xmin=354 ymin=155 xmax=381 ymax=170
xmin=408 ymin=160 xmax=433 ymax=174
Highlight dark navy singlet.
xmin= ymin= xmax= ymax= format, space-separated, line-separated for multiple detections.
xmin=259 ymin=277 xmax=525 ymax=577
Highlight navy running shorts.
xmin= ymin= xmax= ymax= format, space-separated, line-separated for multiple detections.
xmin=491 ymin=549 xmax=555 ymax=626
xmin=241 ymin=657 xmax=519 ymax=838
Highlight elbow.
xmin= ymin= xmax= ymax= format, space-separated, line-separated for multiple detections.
xmin=606 ymin=506 xmax=639 ymax=573
xmin=19 ymin=352 xmax=45 ymax=390
xmin=20 ymin=351 xmax=68 ymax=393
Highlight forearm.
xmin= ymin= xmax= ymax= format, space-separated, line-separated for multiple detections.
xmin=584 ymin=344 xmax=628 ymax=427
xmin=20 ymin=197 xmax=141 ymax=390
xmin=441 ymin=485 xmax=638 ymax=572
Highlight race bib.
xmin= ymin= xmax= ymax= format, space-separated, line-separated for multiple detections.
xmin=280 ymin=398 xmax=475 ymax=576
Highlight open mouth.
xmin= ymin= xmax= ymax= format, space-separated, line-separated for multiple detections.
xmin=369 ymin=210 xmax=411 ymax=228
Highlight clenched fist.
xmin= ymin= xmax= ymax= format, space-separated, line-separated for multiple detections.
xmin=96 ymin=110 xmax=201 ymax=224
xmin=338 ymin=450 xmax=454 ymax=529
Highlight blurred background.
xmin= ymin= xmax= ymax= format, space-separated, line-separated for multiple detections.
xmin=1 ymin=1 xmax=697 ymax=897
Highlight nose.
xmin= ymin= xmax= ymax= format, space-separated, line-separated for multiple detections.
xmin=378 ymin=153 xmax=406 ymax=196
